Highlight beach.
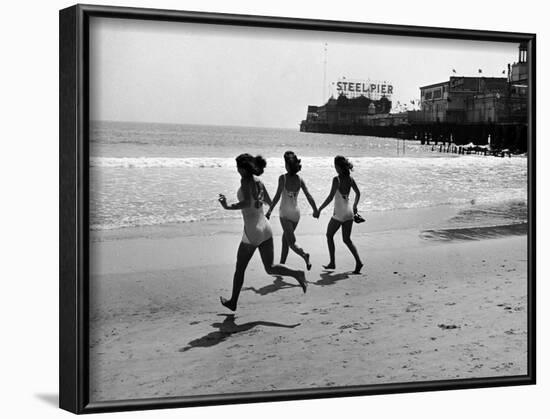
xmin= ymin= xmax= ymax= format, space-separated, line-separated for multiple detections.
xmin=89 ymin=208 xmax=528 ymax=402
xmin=87 ymin=121 xmax=528 ymax=401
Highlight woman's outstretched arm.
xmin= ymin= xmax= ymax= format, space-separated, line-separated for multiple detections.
xmin=351 ymin=177 xmax=361 ymax=214
xmin=300 ymin=177 xmax=318 ymax=214
xmin=266 ymin=175 xmax=284 ymax=218
xmin=316 ymin=177 xmax=338 ymax=217
xmin=218 ymin=178 xmax=252 ymax=210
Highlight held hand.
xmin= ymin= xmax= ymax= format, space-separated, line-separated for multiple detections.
xmin=218 ymin=194 xmax=228 ymax=209
xmin=313 ymin=209 xmax=320 ymax=219
xmin=265 ymin=209 xmax=272 ymax=220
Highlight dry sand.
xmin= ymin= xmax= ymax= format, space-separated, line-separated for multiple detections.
xmin=89 ymin=211 xmax=528 ymax=402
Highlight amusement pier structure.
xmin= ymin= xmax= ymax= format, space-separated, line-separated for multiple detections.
xmin=300 ymin=43 xmax=529 ymax=153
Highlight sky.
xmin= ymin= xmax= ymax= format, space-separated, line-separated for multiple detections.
xmin=89 ymin=17 xmax=520 ymax=129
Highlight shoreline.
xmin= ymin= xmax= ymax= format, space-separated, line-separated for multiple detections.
xmin=90 ymin=201 xmax=526 ymax=243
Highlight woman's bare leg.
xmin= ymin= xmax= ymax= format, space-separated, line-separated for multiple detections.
xmin=324 ymin=218 xmax=341 ymax=269
xmin=258 ymin=238 xmax=307 ymax=293
xmin=280 ymin=218 xmax=311 ymax=270
xmin=341 ymin=220 xmax=363 ymax=273
xmin=220 ymin=241 xmax=256 ymax=311
xmin=279 ymin=218 xmax=290 ymax=264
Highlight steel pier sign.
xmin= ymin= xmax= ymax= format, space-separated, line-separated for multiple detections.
xmin=334 ymin=78 xmax=394 ymax=99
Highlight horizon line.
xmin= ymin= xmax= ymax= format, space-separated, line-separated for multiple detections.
xmin=89 ymin=119 xmax=299 ymax=131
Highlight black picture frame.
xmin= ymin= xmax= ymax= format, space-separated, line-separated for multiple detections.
xmin=59 ymin=3 xmax=536 ymax=414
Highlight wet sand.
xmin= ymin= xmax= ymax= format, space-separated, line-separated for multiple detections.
xmin=89 ymin=210 xmax=528 ymax=402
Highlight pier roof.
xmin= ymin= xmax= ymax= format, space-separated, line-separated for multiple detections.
xmin=420 ymin=76 xmax=507 ymax=90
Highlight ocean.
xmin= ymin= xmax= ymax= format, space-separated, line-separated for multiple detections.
xmin=90 ymin=121 xmax=527 ymax=232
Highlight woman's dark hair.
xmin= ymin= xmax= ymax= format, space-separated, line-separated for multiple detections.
xmin=334 ymin=155 xmax=353 ymax=176
xmin=235 ymin=153 xmax=267 ymax=176
xmin=284 ymin=151 xmax=302 ymax=175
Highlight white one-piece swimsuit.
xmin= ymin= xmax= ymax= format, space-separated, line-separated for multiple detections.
xmin=279 ymin=174 xmax=301 ymax=223
xmin=238 ymin=180 xmax=273 ymax=246
xmin=332 ymin=178 xmax=354 ymax=222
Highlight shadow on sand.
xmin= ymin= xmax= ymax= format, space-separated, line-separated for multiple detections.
xmin=243 ymin=276 xmax=299 ymax=296
xmin=313 ymin=270 xmax=354 ymax=287
xmin=179 ymin=314 xmax=300 ymax=352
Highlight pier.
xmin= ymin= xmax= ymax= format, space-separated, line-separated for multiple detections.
xmin=300 ymin=43 xmax=529 ymax=154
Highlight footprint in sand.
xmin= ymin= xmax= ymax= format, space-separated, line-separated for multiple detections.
xmin=227 ymin=344 xmax=242 ymax=349
xmin=339 ymin=322 xmax=370 ymax=331
xmin=490 ymin=362 xmax=514 ymax=372
xmin=513 ymin=306 xmax=525 ymax=312
xmin=438 ymin=324 xmax=459 ymax=330
xmin=312 ymin=308 xmax=330 ymax=315
xmin=406 ymin=302 xmax=423 ymax=313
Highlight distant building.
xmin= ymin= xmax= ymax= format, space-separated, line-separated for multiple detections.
xmin=464 ymin=91 xmax=527 ymax=124
xmin=420 ymin=77 xmax=508 ymax=123
xmin=509 ymin=42 xmax=528 ymax=87
xmin=364 ymin=112 xmax=408 ymax=127
xmin=300 ymin=94 xmax=392 ymax=132
xmin=419 ymin=43 xmax=528 ymax=125
xmin=306 ymin=106 xmax=319 ymax=122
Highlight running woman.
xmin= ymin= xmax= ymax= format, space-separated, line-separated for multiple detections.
xmin=218 ymin=153 xmax=307 ymax=311
xmin=314 ymin=155 xmax=363 ymax=274
xmin=266 ymin=151 xmax=317 ymax=270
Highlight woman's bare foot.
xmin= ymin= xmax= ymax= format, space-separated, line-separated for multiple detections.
xmin=323 ymin=263 xmax=335 ymax=270
xmin=220 ymin=296 xmax=237 ymax=311
xmin=305 ymin=253 xmax=312 ymax=271
xmin=296 ymin=271 xmax=307 ymax=293
xmin=353 ymin=262 xmax=364 ymax=274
